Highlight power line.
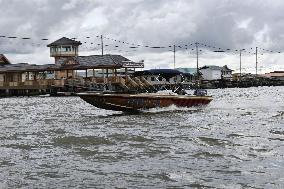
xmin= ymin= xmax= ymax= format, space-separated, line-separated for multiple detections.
xmin=0 ymin=33 xmax=283 ymax=60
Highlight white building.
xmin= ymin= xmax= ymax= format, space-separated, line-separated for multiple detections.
xmin=133 ymin=69 xmax=193 ymax=85
xmin=199 ymin=65 xmax=233 ymax=80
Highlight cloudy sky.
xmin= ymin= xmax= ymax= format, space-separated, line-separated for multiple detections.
xmin=0 ymin=0 xmax=284 ymax=73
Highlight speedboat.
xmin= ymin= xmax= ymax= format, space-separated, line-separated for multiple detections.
xmin=78 ymin=90 xmax=213 ymax=112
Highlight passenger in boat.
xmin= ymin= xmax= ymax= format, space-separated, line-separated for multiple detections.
xmin=174 ymin=83 xmax=187 ymax=95
xmin=194 ymin=89 xmax=207 ymax=96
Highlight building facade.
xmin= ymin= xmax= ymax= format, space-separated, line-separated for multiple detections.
xmin=199 ymin=65 xmax=233 ymax=80
xmin=0 ymin=37 xmax=144 ymax=95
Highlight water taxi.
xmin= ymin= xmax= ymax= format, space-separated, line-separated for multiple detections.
xmin=78 ymin=91 xmax=213 ymax=112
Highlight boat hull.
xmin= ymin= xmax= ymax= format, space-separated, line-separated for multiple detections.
xmin=78 ymin=92 xmax=213 ymax=112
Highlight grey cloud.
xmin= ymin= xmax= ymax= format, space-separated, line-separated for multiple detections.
xmin=0 ymin=0 xmax=283 ymax=71
xmin=96 ymin=0 xmax=284 ymax=51
xmin=0 ymin=0 xmax=95 ymax=53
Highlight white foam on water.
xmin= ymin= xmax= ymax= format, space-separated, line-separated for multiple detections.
xmin=142 ymin=104 xmax=201 ymax=113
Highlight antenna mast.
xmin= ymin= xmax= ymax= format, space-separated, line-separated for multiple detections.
xmin=101 ymin=35 xmax=104 ymax=56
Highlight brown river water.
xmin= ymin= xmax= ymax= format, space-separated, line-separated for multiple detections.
xmin=0 ymin=86 xmax=283 ymax=188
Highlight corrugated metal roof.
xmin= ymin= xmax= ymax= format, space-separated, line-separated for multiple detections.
xmin=263 ymin=71 xmax=284 ymax=77
xmin=175 ymin=68 xmax=197 ymax=74
xmin=0 ymin=54 xmax=11 ymax=65
xmin=200 ymin=65 xmax=222 ymax=70
xmin=133 ymin=69 xmax=193 ymax=80
xmin=0 ymin=63 xmax=61 ymax=72
xmin=200 ymin=65 xmax=233 ymax=71
xmin=56 ymin=54 xmax=131 ymax=68
xmin=134 ymin=69 xmax=183 ymax=75
xmin=0 ymin=54 xmax=139 ymax=73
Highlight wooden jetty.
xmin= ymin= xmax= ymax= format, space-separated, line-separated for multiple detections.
xmin=0 ymin=38 xmax=145 ymax=96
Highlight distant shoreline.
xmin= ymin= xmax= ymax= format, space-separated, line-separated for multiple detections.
xmin=0 ymin=85 xmax=283 ymax=98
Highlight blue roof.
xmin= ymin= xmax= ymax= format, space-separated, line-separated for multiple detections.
xmin=175 ymin=68 xmax=197 ymax=74
xmin=134 ymin=69 xmax=183 ymax=75
xmin=148 ymin=69 xmax=183 ymax=75
xmin=133 ymin=69 xmax=193 ymax=80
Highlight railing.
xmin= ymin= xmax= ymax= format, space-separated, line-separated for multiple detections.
xmin=0 ymin=76 xmax=141 ymax=89
xmin=65 ymin=78 xmax=84 ymax=86
xmin=88 ymin=76 xmax=124 ymax=84
xmin=0 ymin=79 xmax=66 ymax=89
xmin=52 ymin=79 xmax=65 ymax=87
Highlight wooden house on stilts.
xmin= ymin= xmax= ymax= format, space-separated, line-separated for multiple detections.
xmin=0 ymin=37 xmax=145 ymax=96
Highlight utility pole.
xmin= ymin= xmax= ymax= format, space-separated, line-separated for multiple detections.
xmin=173 ymin=45 xmax=176 ymax=69
xmin=256 ymin=47 xmax=258 ymax=77
xmin=240 ymin=50 xmax=242 ymax=80
xmin=101 ymin=35 xmax=104 ymax=56
xmin=239 ymin=49 xmax=245 ymax=84
xmin=196 ymin=42 xmax=199 ymax=82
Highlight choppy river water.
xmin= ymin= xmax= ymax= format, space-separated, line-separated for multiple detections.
xmin=0 ymin=86 xmax=283 ymax=188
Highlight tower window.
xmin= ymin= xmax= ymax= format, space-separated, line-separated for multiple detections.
xmin=63 ymin=46 xmax=72 ymax=52
xmin=51 ymin=47 xmax=57 ymax=52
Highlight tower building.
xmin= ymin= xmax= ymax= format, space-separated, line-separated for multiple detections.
xmin=47 ymin=37 xmax=82 ymax=65
xmin=47 ymin=37 xmax=82 ymax=79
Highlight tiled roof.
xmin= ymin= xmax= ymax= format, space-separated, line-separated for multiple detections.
xmin=47 ymin=37 xmax=82 ymax=47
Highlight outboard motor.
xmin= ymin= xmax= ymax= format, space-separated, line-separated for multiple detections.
xmin=194 ymin=89 xmax=207 ymax=96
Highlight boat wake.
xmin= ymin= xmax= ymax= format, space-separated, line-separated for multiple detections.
xmin=142 ymin=104 xmax=204 ymax=114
